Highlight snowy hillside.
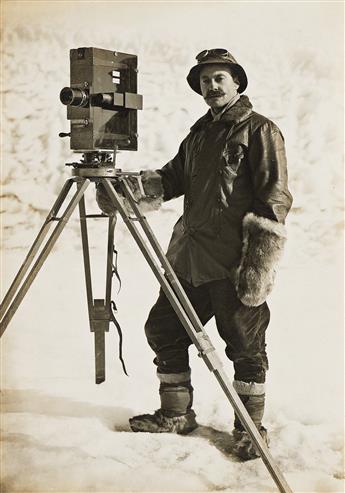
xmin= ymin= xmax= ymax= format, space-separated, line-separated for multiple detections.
xmin=1 ymin=2 xmax=344 ymax=493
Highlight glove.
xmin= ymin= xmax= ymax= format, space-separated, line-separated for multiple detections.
xmin=235 ymin=213 xmax=287 ymax=306
xmin=140 ymin=170 xmax=164 ymax=198
xmin=95 ymin=170 xmax=164 ymax=216
xmin=136 ymin=170 xmax=164 ymax=212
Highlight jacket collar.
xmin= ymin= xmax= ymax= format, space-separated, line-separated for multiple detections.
xmin=190 ymin=95 xmax=253 ymax=131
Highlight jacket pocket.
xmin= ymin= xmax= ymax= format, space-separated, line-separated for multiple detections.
xmin=221 ymin=144 xmax=245 ymax=199
xmin=222 ymin=143 xmax=245 ymax=174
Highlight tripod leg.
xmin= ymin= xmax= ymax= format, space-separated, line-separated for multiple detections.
xmin=78 ymin=193 xmax=114 ymax=384
xmin=102 ymin=178 xmax=293 ymax=493
xmin=90 ymin=299 xmax=109 ymax=384
xmin=0 ymin=179 xmax=74 ymax=321
xmin=0 ymin=178 xmax=91 ymax=337
xmin=94 ymin=323 xmax=106 ymax=383
xmin=78 ymin=193 xmax=94 ymax=318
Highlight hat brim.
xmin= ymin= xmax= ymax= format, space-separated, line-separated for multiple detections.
xmin=187 ymin=59 xmax=248 ymax=94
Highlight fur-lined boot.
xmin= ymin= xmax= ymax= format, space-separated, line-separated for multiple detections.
xmin=129 ymin=408 xmax=197 ymax=434
xmin=232 ymin=380 xmax=269 ymax=460
xmin=129 ymin=371 xmax=198 ymax=434
xmin=233 ymin=426 xmax=269 ymax=461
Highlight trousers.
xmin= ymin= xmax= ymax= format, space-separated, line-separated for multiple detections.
xmin=144 ymin=278 xmax=270 ymax=384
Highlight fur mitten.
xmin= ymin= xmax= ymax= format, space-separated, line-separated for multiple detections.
xmin=95 ymin=170 xmax=164 ymax=215
xmin=96 ymin=182 xmax=118 ymax=216
xmin=235 ymin=213 xmax=287 ymax=306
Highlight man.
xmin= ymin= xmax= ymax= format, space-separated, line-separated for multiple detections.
xmin=97 ymin=49 xmax=293 ymax=460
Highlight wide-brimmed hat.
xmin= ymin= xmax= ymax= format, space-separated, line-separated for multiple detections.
xmin=187 ymin=48 xmax=248 ymax=94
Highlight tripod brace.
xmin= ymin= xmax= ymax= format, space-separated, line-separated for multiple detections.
xmin=0 ymin=154 xmax=293 ymax=493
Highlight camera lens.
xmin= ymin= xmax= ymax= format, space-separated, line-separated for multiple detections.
xmin=60 ymin=87 xmax=89 ymax=107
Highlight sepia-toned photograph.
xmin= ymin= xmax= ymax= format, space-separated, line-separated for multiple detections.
xmin=1 ymin=1 xmax=344 ymax=492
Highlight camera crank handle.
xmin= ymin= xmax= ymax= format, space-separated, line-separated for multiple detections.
xmin=59 ymin=132 xmax=71 ymax=138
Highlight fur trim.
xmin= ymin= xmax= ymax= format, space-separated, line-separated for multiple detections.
xmin=221 ymin=95 xmax=253 ymax=124
xmin=191 ymin=95 xmax=253 ymax=131
xmin=235 ymin=212 xmax=287 ymax=307
xmin=233 ymin=380 xmax=265 ymax=396
xmin=135 ymin=196 xmax=163 ymax=213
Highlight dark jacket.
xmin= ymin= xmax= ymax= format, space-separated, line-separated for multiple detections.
xmin=158 ymin=95 xmax=293 ymax=287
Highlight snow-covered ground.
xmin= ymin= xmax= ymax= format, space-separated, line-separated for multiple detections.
xmin=1 ymin=2 xmax=344 ymax=492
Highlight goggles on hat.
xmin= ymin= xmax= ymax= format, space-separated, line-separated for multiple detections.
xmin=196 ymin=48 xmax=230 ymax=62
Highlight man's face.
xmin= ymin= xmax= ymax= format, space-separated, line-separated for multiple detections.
xmin=200 ymin=64 xmax=239 ymax=109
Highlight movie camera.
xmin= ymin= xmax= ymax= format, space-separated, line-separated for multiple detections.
xmin=59 ymin=46 xmax=143 ymax=154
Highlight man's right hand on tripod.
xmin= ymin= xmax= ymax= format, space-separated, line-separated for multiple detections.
xmin=96 ymin=170 xmax=164 ymax=216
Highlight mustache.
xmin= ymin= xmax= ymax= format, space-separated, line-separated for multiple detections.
xmin=206 ymin=90 xmax=225 ymax=98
